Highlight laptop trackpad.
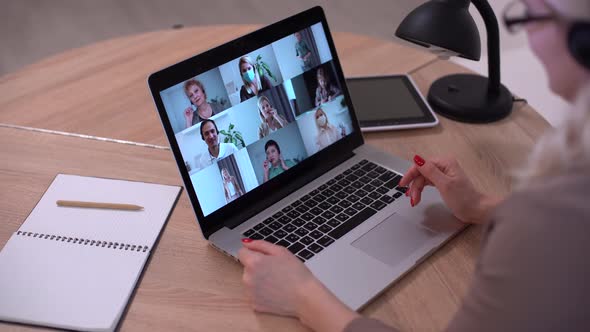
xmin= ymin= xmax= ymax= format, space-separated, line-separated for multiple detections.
xmin=351 ymin=213 xmax=436 ymax=268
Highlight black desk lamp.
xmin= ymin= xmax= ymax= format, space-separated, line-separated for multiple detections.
xmin=396 ymin=0 xmax=513 ymax=123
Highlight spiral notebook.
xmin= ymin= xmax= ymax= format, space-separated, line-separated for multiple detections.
xmin=0 ymin=174 xmax=182 ymax=332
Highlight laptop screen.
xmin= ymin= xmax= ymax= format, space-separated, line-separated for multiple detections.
xmin=157 ymin=22 xmax=355 ymax=217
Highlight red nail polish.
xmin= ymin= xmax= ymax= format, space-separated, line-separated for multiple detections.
xmin=410 ymin=198 xmax=415 ymax=207
xmin=414 ymin=155 xmax=425 ymax=167
xmin=405 ymin=190 xmax=409 ymax=197
xmin=242 ymin=238 xmax=253 ymax=243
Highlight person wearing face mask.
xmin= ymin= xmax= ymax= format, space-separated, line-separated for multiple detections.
xmin=221 ymin=167 xmax=244 ymax=203
xmin=238 ymin=1 xmax=590 ymax=331
xmin=258 ymin=96 xmax=288 ymax=138
xmin=239 ymin=56 xmax=273 ymax=102
xmin=183 ymin=79 xmax=225 ymax=129
xmin=262 ymin=140 xmax=296 ymax=182
xmin=314 ymin=67 xmax=341 ymax=107
xmin=314 ymin=108 xmax=346 ymax=150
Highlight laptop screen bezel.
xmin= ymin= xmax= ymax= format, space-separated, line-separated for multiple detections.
xmin=148 ymin=6 xmax=364 ymax=239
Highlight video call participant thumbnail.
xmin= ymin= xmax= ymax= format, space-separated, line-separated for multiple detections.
xmin=221 ymin=167 xmax=244 ymax=203
xmin=315 ymin=66 xmax=341 ymax=106
xmin=294 ymin=31 xmax=313 ymax=71
xmin=239 ymin=56 xmax=273 ymax=102
xmin=262 ymin=139 xmax=296 ymax=182
xmin=314 ymin=107 xmax=346 ymax=150
xmin=258 ymin=96 xmax=288 ymax=138
xmin=197 ymin=119 xmax=238 ymax=169
xmin=183 ymin=79 xmax=225 ymax=129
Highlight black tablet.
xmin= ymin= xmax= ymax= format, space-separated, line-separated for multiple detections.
xmin=346 ymin=75 xmax=439 ymax=131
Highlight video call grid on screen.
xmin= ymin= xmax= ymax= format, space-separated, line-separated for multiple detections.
xmin=159 ymin=23 xmax=355 ymax=216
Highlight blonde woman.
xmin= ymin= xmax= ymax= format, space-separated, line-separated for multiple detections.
xmin=221 ymin=168 xmax=243 ymax=203
xmin=239 ymin=0 xmax=590 ymax=331
xmin=238 ymin=56 xmax=272 ymax=102
xmin=183 ymin=79 xmax=224 ymax=129
xmin=257 ymin=96 xmax=288 ymax=138
xmin=314 ymin=108 xmax=346 ymax=150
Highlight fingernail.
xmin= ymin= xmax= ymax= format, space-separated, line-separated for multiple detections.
xmin=405 ymin=190 xmax=409 ymax=197
xmin=414 ymin=155 xmax=425 ymax=167
xmin=410 ymin=198 xmax=415 ymax=207
xmin=242 ymin=238 xmax=253 ymax=243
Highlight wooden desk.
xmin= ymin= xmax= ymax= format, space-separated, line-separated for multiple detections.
xmin=0 ymin=26 xmax=550 ymax=331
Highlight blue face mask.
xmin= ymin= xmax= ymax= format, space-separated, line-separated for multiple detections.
xmin=242 ymin=68 xmax=256 ymax=83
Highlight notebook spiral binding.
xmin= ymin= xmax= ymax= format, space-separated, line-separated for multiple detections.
xmin=16 ymin=231 xmax=149 ymax=252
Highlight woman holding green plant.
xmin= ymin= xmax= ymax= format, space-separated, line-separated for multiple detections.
xmin=239 ymin=55 xmax=273 ymax=102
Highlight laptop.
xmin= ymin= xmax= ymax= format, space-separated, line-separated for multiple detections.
xmin=148 ymin=6 xmax=463 ymax=310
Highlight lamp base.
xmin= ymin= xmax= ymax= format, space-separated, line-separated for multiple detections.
xmin=427 ymin=74 xmax=512 ymax=123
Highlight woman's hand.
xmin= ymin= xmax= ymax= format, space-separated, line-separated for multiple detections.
xmin=263 ymin=160 xmax=270 ymax=181
xmin=184 ymin=107 xmax=194 ymax=128
xmin=239 ymin=240 xmax=359 ymax=331
xmin=400 ymin=155 xmax=502 ymax=224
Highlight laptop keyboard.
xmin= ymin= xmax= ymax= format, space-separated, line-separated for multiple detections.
xmin=242 ymin=160 xmax=408 ymax=262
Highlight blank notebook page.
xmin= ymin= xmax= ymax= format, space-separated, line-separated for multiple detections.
xmin=20 ymin=174 xmax=181 ymax=246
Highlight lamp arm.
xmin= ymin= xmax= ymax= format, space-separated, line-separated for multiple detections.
xmin=471 ymin=0 xmax=501 ymax=95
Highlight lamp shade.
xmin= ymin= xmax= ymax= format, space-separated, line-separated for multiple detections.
xmin=395 ymin=0 xmax=481 ymax=61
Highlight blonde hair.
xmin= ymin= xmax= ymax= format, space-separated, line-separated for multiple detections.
xmin=257 ymin=96 xmax=271 ymax=121
xmin=516 ymin=84 xmax=590 ymax=187
xmin=238 ymin=56 xmax=261 ymax=90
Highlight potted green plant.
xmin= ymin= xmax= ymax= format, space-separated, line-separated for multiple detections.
xmin=255 ymin=55 xmax=278 ymax=82
xmin=219 ymin=123 xmax=245 ymax=148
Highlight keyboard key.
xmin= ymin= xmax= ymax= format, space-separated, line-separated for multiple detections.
xmin=313 ymin=216 xmax=328 ymax=225
xmin=351 ymin=181 xmax=364 ymax=189
xmin=305 ymin=199 xmax=319 ymax=208
xmin=359 ymin=159 xmax=369 ymax=165
xmin=360 ymin=176 xmax=372 ymax=183
xmin=352 ymin=202 xmax=366 ymax=210
xmin=327 ymin=196 xmax=340 ymax=205
xmin=330 ymin=184 xmax=343 ymax=192
xmin=380 ymin=195 xmax=395 ymax=204
xmin=314 ymin=194 xmax=327 ymax=202
xmin=283 ymin=224 xmax=297 ymax=233
xmin=356 ymin=189 xmax=369 ymax=197
xmin=319 ymin=184 xmax=328 ymax=190
xmin=251 ymin=233 xmax=264 ymax=240
xmin=276 ymin=239 xmax=290 ymax=247
xmin=318 ymin=224 xmax=333 ymax=233
xmin=322 ymin=211 xmax=336 ymax=219
xmin=370 ymin=179 xmax=383 ymax=187
xmin=374 ymin=166 xmax=387 ymax=174
xmin=304 ymin=222 xmax=318 ymax=231
xmin=318 ymin=236 xmax=335 ymax=247
xmin=309 ymin=230 xmax=324 ymax=239
xmin=278 ymin=215 xmax=292 ymax=224
xmin=327 ymin=179 xmax=337 ymax=185
xmin=396 ymin=186 xmax=408 ymax=194
xmin=335 ymin=191 xmax=348 ymax=199
xmin=338 ymin=179 xmax=351 ymax=187
xmin=345 ymin=174 xmax=359 ymax=182
xmin=308 ymin=243 xmax=324 ymax=253
xmin=300 ymin=236 xmax=314 ymax=245
xmin=376 ymin=187 xmax=390 ymax=194
xmin=292 ymin=218 xmax=305 ymax=227
xmin=328 ymin=207 xmax=377 ymax=239
xmin=263 ymin=217 xmax=274 ymax=225
xmin=327 ymin=219 xmax=341 ymax=228
xmin=323 ymin=189 xmax=336 ymax=197
xmin=338 ymin=200 xmax=352 ymax=208
xmin=243 ymin=229 xmax=255 ymax=237
xmin=273 ymin=229 xmax=288 ymax=238
xmin=361 ymin=162 xmax=377 ymax=172
xmin=298 ymin=249 xmax=314 ymax=260
xmin=346 ymin=194 xmax=361 ymax=203
xmin=335 ymin=174 xmax=345 ymax=180
xmin=353 ymin=169 xmax=365 ymax=177
xmin=286 ymin=234 xmax=301 ymax=243
xmin=343 ymin=169 xmax=353 ymax=175
xmin=319 ymin=202 xmax=332 ymax=210
xmin=344 ymin=208 xmax=358 ymax=216
xmin=369 ymin=192 xmax=382 ymax=200
xmin=336 ymin=213 xmax=350 ymax=222
xmin=310 ymin=189 xmax=320 ymax=196
xmin=301 ymin=195 xmax=312 ymax=202
xmin=296 ymin=205 xmax=308 ymax=214
xmin=367 ymin=171 xmax=380 ymax=179
xmin=301 ymin=213 xmax=315 ymax=221
xmin=393 ymin=192 xmax=403 ymax=199
xmin=272 ymin=211 xmax=284 ymax=219
xmin=268 ymin=221 xmax=282 ymax=230
xmin=360 ymin=197 xmax=373 ymax=205
xmin=287 ymin=210 xmax=301 ymax=219
xmin=362 ymin=184 xmax=376 ymax=192
xmin=330 ymin=205 xmax=344 ymax=214
xmin=282 ymin=206 xmax=293 ymax=212
xmin=292 ymin=200 xmax=303 ymax=207
xmin=311 ymin=207 xmax=323 ymax=215
xmin=384 ymin=175 xmax=402 ymax=189
xmin=259 ymin=227 xmax=273 ymax=236
xmin=370 ymin=201 xmax=387 ymax=210
xmin=288 ymin=242 xmax=305 ymax=255
xmin=343 ymin=186 xmax=357 ymax=194
xmin=253 ymin=223 xmax=264 ymax=231
xmin=295 ymin=228 xmax=309 ymax=237
xmin=378 ymin=171 xmax=396 ymax=182
xmin=264 ymin=235 xmax=279 ymax=244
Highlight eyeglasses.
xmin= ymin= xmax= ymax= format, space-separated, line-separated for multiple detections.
xmin=503 ymin=0 xmax=555 ymax=34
